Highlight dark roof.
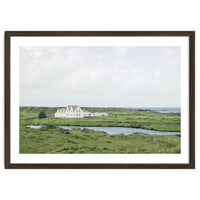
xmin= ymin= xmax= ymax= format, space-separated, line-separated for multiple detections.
xmin=67 ymin=105 xmax=79 ymax=111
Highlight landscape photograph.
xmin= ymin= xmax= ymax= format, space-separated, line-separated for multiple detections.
xmin=20 ymin=46 xmax=181 ymax=154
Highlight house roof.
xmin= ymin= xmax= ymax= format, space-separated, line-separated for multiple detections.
xmin=67 ymin=105 xmax=79 ymax=111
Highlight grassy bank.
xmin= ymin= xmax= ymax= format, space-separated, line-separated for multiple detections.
xmin=20 ymin=107 xmax=180 ymax=132
xmin=20 ymin=123 xmax=180 ymax=154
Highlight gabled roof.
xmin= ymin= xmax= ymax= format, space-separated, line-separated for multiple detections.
xmin=67 ymin=105 xmax=79 ymax=111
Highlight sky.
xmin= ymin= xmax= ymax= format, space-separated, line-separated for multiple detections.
xmin=20 ymin=46 xmax=180 ymax=107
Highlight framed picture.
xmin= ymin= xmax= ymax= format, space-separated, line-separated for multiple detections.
xmin=5 ymin=31 xmax=195 ymax=169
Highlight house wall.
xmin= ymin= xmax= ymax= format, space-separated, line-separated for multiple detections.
xmin=55 ymin=106 xmax=108 ymax=118
xmin=55 ymin=106 xmax=84 ymax=118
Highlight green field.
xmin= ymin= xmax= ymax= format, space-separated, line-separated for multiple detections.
xmin=20 ymin=107 xmax=181 ymax=154
xmin=20 ymin=107 xmax=180 ymax=131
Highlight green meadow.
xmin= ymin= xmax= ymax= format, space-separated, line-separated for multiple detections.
xmin=20 ymin=107 xmax=181 ymax=154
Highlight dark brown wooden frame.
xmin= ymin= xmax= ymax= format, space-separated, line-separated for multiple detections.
xmin=5 ymin=31 xmax=195 ymax=169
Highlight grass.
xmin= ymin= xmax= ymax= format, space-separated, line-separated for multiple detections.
xmin=20 ymin=107 xmax=181 ymax=132
xmin=20 ymin=107 xmax=57 ymax=119
xmin=19 ymin=107 xmax=181 ymax=154
xmin=20 ymin=123 xmax=180 ymax=154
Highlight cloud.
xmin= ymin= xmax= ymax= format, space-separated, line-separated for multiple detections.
xmin=115 ymin=47 xmax=130 ymax=57
xmin=20 ymin=46 xmax=180 ymax=107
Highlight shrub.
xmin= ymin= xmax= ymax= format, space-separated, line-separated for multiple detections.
xmin=38 ymin=111 xmax=46 ymax=119
xmin=63 ymin=129 xmax=70 ymax=134
xmin=46 ymin=124 xmax=56 ymax=129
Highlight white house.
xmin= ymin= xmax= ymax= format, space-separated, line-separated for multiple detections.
xmin=54 ymin=105 xmax=108 ymax=118
xmin=90 ymin=111 xmax=108 ymax=117
xmin=55 ymin=105 xmax=83 ymax=118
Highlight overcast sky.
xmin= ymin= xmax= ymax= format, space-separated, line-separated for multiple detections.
xmin=20 ymin=46 xmax=180 ymax=107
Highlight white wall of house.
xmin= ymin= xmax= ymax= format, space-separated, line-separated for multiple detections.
xmin=55 ymin=106 xmax=84 ymax=118
xmin=55 ymin=105 xmax=108 ymax=118
xmin=83 ymin=110 xmax=92 ymax=117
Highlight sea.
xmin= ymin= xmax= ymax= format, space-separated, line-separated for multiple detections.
xmin=135 ymin=107 xmax=181 ymax=114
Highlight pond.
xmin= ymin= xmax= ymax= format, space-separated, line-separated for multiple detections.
xmin=27 ymin=125 xmax=180 ymax=135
